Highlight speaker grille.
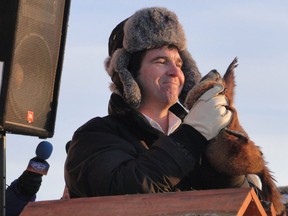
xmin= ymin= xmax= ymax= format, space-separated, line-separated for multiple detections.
xmin=7 ymin=34 xmax=53 ymax=128
xmin=1 ymin=0 xmax=69 ymax=137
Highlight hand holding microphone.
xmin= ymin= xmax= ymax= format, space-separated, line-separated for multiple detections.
xmin=17 ymin=141 xmax=53 ymax=196
xmin=6 ymin=141 xmax=53 ymax=216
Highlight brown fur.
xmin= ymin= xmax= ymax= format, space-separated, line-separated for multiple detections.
xmin=184 ymin=57 xmax=284 ymax=215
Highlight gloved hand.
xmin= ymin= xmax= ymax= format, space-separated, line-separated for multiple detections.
xmin=17 ymin=170 xmax=42 ymax=196
xmin=183 ymin=84 xmax=232 ymax=140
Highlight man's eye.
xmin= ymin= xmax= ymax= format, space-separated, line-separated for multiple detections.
xmin=156 ymin=59 xmax=165 ymax=64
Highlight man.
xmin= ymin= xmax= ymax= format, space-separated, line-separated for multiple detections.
xmin=64 ymin=7 xmax=255 ymax=198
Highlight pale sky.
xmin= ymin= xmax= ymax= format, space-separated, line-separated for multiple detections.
xmin=6 ymin=0 xmax=288 ymax=201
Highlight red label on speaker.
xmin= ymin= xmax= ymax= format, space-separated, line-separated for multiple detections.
xmin=27 ymin=111 xmax=34 ymax=124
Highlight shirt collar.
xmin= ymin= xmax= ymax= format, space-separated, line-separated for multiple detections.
xmin=142 ymin=111 xmax=181 ymax=135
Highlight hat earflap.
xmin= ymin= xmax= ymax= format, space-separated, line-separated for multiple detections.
xmin=107 ymin=48 xmax=141 ymax=109
xmin=178 ymin=50 xmax=202 ymax=105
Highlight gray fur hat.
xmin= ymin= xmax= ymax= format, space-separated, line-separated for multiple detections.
xmin=105 ymin=7 xmax=201 ymax=109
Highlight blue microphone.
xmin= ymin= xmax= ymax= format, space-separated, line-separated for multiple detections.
xmin=26 ymin=141 xmax=53 ymax=175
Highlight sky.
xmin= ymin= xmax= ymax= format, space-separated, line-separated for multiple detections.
xmin=5 ymin=0 xmax=288 ymax=201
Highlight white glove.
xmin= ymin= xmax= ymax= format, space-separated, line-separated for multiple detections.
xmin=183 ymin=84 xmax=232 ymax=140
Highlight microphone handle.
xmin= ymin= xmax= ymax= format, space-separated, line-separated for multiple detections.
xmin=26 ymin=157 xmax=50 ymax=175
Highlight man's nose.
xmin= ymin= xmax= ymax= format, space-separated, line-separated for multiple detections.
xmin=167 ymin=62 xmax=182 ymax=76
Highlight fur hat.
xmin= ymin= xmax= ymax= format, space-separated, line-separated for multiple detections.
xmin=105 ymin=7 xmax=201 ymax=109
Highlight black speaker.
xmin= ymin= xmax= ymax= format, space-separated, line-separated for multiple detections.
xmin=0 ymin=0 xmax=70 ymax=138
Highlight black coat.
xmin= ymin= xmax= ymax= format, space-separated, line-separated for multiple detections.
xmin=64 ymin=94 xmax=248 ymax=198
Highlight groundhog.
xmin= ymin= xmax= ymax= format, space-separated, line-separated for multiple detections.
xmin=184 ymin=57 xmax=284 ymax=215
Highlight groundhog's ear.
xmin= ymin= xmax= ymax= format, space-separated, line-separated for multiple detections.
xmin=223 ymin=57 xmax=238 ymax=98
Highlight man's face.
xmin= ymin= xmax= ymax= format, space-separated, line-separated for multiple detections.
xmin=136 ymin=46 xmax=185 ymax=109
